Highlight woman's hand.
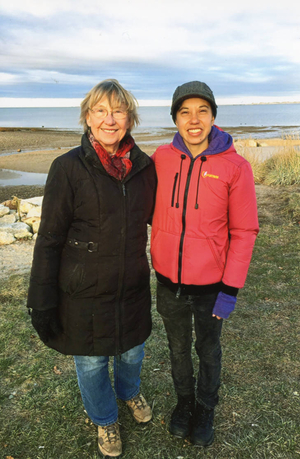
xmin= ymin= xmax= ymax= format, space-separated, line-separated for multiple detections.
xmin=212 ymin=314 xmax=222 ymax=320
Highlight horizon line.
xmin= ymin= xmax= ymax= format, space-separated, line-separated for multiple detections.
xmin=0 ymin=96 xmax=300 ymax=108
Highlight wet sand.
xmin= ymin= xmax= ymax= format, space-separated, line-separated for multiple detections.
xmin=0 ymin=126 xmax=299 ymax=203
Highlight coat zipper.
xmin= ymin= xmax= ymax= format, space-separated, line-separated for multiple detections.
xmin=195 ymin=156 xmax=207 ymax=209
xmin=176 ymin=154 xmax=186 ymax=208
xmin=115 ymin=181 xmax=127 ymax=355
xmin=177 ymin=158 xmax=195 ymax=294
xmin=171 ymin=173 xmax=178 ymax=207
xmin=176 ymin=155 xmax=207 ymax=297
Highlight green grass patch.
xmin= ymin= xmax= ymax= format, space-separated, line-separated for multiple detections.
xmin=1 ymin=186 xmax=300 ymax=458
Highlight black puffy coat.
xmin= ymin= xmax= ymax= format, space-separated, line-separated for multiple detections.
xmin=27 ymin=134 xmax=156 ymax=356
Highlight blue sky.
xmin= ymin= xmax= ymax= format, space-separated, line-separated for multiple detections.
xmin=1 ymin=0 xmax=300 ymax=106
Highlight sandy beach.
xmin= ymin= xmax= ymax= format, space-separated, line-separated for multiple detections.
xmin=0 ymin=126 xmax=300 ymax=203
xmin=0 ymin=126 xmax=299 ymax=278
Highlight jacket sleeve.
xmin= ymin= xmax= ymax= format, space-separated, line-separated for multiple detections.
xmin=222 ymin=160 xmax=259 ymax=288
xmin=27 ymin=158 xmax=74 ymax=311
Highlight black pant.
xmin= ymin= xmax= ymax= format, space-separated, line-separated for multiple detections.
xmin=157 ymin=282 xmax=223 ymax=409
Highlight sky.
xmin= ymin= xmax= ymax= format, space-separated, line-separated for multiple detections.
xmin=1 ymin=0 xmax=300 ymax=107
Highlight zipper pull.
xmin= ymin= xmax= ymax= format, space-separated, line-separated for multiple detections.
xmin=122 ymin=184 xmax=126 ymax=196
xmin=176 ymin=287 xmax=181 ymax=299
xmin=195 ymin=156 xmax=207 ymax=209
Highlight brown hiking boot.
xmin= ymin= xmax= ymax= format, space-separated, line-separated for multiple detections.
xmin=126 ymin=393 xmax=152 ymax=423
xmin=98 ymin=421 xmax=122 ymax=457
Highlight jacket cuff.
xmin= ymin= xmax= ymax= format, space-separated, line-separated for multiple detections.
xmin=221 ymin=282 xmax=239 ymax=297
xmin=213 ymin=291 xmax=237 ymax=319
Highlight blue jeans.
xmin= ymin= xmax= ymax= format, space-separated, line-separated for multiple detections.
xmin=74 ymin=343 xmax=145 ymax=426
xmin=157 ymin=282 xmax=223 ymax=409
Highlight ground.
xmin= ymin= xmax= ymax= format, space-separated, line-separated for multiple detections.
xmin=1 ymin=183 xmax=296 ymax=280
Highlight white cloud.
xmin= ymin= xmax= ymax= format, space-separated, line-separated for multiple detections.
xmin=0 ymin=70 xmax=96 ymax=86
xmin=2 ymin=0 xmax=300 ymax=64
xmin=1 ymin=0 xmax=300 ymax=99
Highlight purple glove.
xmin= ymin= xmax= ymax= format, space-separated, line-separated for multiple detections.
xmin=213 ymin=291 xmax=237 ymax=319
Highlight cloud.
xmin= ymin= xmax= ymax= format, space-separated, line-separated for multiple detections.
xmin=0 ymin=0 xmax=300 ymax=102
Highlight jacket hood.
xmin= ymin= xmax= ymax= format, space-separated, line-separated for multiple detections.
xmin=173 ymin=125 xmax=233 ymax=158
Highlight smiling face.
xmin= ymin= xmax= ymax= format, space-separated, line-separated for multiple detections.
xmin=86 ymin=96 xmax=130 ymax=155
xmin=175 ymin=97 xmax=215 ymax=157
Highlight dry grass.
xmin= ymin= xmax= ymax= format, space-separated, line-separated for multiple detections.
xmin=263 ymin=148 xmax=300 ymax=185
xmin=239 ymin=135 xmax=300 ymax=186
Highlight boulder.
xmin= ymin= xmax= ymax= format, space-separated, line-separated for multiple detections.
xmin=26 ymin=206 xmax=42 ymax=218
xmin=32 ymin=220 xmax=41 ymax=234
xmin=14 ymin=230 xmax=33 ymax=240
xmin=19 ymin=197 xmax=43 ymax=214
xmin=0 ymin=200 xmax=17 ymax=210
xmin=0 ymin=232 xmax=16 ymax=245
xmin=246 ymin=139 xmax=258 ymax=147
xmin=0 ymin=213 xmax=17 ymax=225
xmin=0 ymin=196 xmax=43 ymax=244
xmin=23 ymin=216 xmax=41 ymax=234
xmin=0 ymin=205 xmax=10 ymax=217
xmin=0 ymin=222 xmax=31 ymax=236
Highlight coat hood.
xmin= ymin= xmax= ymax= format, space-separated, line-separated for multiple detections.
xmin=172 ymin=125 xmax=233 ymax=158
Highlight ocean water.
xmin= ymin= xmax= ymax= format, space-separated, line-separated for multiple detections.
xmin=0 ymin=104 xmax=300 ymax=136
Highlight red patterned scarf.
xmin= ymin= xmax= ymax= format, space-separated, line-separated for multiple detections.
xmin=89 ymin=132 xmax=134 ymax=180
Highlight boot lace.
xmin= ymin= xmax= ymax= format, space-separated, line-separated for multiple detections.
xmin=104 ymin=423 xmax=120 ymax=443
xmin=131 ymin=394 xmax=146 ymax=410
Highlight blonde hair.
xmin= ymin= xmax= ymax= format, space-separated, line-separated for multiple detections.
xmin=80 ymin=79 xmax=140 ymax=133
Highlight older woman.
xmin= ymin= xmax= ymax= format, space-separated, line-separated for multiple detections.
xmin=27 ymin=79 xmax=156 ymax=458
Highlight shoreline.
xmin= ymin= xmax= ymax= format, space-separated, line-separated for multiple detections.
xmin=0 ymin=126 xmax=300 ymax=202
xmin=1 ymin=125 xmax=300 ymax=156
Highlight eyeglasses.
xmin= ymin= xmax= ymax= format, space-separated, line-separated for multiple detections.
xmin=89 ymin=106 xmax=128 ymax=120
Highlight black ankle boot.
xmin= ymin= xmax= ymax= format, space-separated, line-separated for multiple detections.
xmin=191 ymin=402 xmax=214 ymax=447
xmin=169 ymin=394 xmax=195 ymax=438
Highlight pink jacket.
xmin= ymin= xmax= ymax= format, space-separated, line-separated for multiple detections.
xmin=151 ymin=127 xmax=259 ymax=289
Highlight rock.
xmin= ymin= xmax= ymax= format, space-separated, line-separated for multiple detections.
xmin=0 ymin=196 xmax=43 ymax=244
xmin=0 ymin=232 xmax=16 ymax=245
xmin=246 ymin=139 xmax=258 ymax=147
xmin=0 ymin=222 xmax=31 ymax=235
xmin=23 ymin=216 xmax=41 ymax=233
xmin=19 ymin=197 xmax=43 ymax=214
xmin=12 ymin=222 xmax=31 ymax=233
xmin=0 ymin=205 xmax=10 ymax=217
xmin=0 ymin=200 xmax=17 ymax=209
xmin=26 ymin=206 xmax=42 ymax=218
xmin=15 ymin=230 xmax=33 ymax=240
xmin=0 ymin=213 xmax=16 ymax=224
xmin=32 ymin=220 xmax=40 ymax=234
xmin=12 ymin=222 xmax=33 ymax=239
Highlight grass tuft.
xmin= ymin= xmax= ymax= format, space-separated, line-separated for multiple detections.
xmin=263 ymin=148 xmax=300 ymax=186
xmin=239 ymin=136 xmax=300 ymax=186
